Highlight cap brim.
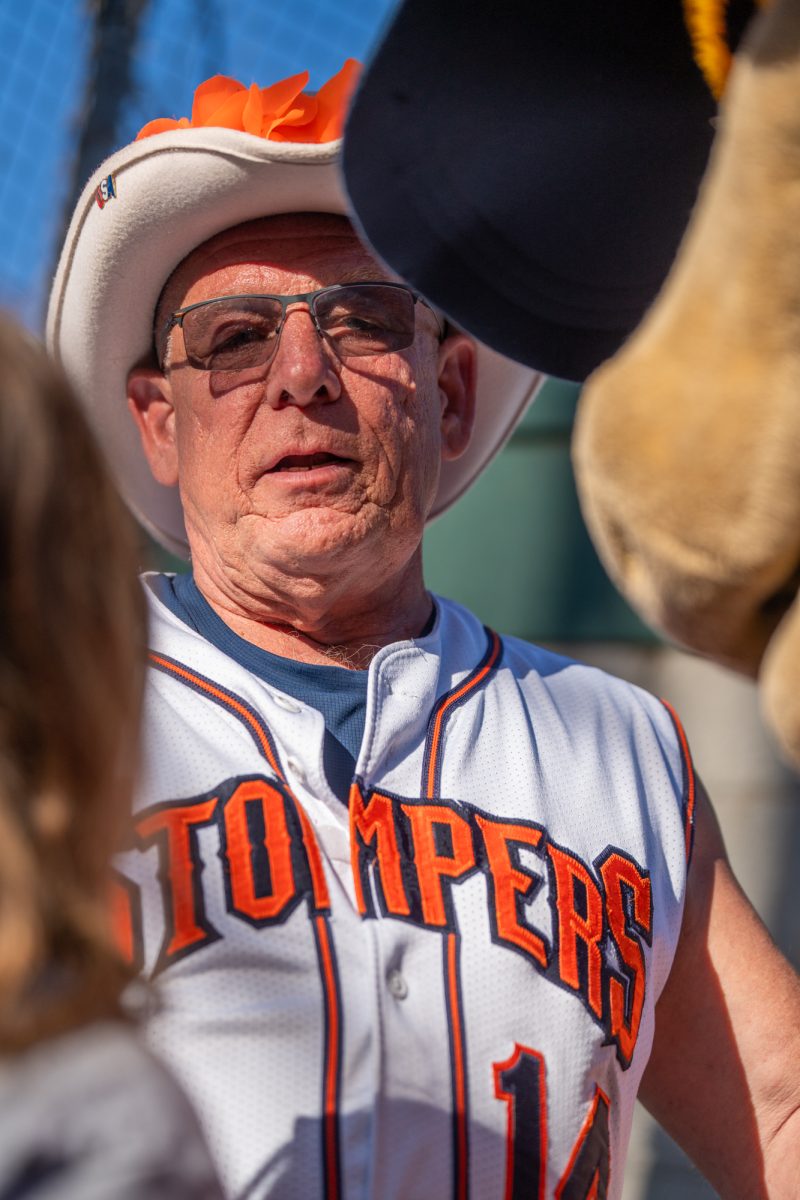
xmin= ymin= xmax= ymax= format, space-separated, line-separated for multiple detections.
xmin=47 ymin=126 xmax=542 ymax=558
xmin=343 ymin=0 xmax=755 ymax=382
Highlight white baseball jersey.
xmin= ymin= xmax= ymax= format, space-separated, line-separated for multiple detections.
xmin=113 ymin=576 xmax=694 ymax=1200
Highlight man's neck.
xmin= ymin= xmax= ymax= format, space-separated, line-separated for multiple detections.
xmin=190 ymin=558 xmax=434 ymax=670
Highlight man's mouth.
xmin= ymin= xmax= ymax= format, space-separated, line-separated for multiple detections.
xmin=267 ymin=452 xmax=351 ymax=473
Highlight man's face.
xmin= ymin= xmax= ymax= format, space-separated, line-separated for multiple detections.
xmin=130 ymin=214 xmax=474 ymax=596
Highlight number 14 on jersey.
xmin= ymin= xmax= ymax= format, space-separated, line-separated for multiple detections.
xmin=494 ymin=1045 xmax=610 ymax=1199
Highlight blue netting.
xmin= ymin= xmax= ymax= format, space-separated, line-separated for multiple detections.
xmin=0 ymin=1 xmax=90 ymax=328
xmin=0 ymin=0 xmax=397 ymax=331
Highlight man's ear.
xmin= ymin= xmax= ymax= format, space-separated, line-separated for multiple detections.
xmin=437 ymin=332 xmax=477 ymax=461
xmin=127 ymin=367 xmax=179 ymax=486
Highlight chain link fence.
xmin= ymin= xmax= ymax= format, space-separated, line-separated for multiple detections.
xmin=0 ymin=0 xmax=396 ymax=331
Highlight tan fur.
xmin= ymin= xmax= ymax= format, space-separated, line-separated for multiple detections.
xmin=573 ymin=0 xmax=800 ymax=765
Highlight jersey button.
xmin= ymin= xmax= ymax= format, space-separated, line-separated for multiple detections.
xmin=272 ymin=693 xmax=301 ymax=713
xmin=387 ymin=968 xmax=408 ymax=1000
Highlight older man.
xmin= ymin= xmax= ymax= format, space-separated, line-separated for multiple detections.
xmin=48 ymin=69 xmax=799 ymax=1200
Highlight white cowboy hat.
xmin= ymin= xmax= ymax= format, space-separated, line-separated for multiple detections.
xmin=47 ymin=125 xmax=543 ymax=559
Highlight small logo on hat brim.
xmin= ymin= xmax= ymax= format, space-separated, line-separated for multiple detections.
xmin=95 ymin=173 xmax=117 ymax=209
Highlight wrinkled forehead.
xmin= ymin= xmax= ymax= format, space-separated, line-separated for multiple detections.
xmin=159 ymin=212 xmax=391 ymax=317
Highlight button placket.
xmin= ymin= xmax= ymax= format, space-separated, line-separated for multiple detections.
xmin=263 ymin=690 xmax=320 ymax=797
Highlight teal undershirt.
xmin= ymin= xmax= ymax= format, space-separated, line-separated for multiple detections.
xmin=152 ymin=573 xmax=371 ymax=802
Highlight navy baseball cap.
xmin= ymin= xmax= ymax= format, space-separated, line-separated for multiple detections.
xmin=343 ymin=0 xmax=756 ymax=381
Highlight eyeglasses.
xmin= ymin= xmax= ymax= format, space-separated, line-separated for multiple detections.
xmin=159 ymin=282 xmax=443 ymax=373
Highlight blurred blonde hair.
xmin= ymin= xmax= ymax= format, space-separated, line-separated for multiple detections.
xmin=0 ymin=314 xmax=146 ymax=1052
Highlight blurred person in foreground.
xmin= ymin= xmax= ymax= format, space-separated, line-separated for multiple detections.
xmin=46 ymin=66 xmax=800 ymax=1200
xmin=0 ymin=314 xmax=222 ymax=1198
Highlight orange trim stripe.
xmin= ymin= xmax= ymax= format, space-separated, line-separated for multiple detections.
xmin=149 ymin=651 xmax=285 ymax=780
xmin=422 ymin=633 xmax=501 ymax=1200
xmin=149 ymin=647 xmax=342 ymax=1190
xmin=661 ymin=699 xmax=696 ymax=863
xmin=150 ymin=651 xmax=334 ymax=909
xmin=315 ymin=914 xmax=342 ymax=1200
xmin=296 ymin=800 xmax=331 ymax=911
xmin=447 ymin=932 xmax=469 ymax=1200
xmin=425 ymin=630 xmax=502 ymax=798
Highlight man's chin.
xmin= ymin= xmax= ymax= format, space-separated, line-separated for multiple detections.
xmin=241 ymin=506 xmax=384 ymax=576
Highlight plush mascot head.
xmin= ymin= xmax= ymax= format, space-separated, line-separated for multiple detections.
xmin=344 ymin=0 xmax=800 ymax=768
xmin=572 ymin=0 xmax=800 ymax=768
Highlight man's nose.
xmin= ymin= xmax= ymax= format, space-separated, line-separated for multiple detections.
xmin=263 ymin=305 xmax=342 ymax=409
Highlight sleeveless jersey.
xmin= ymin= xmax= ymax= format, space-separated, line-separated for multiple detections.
xmin=113 ymin=576 xmax=694 ymax=1200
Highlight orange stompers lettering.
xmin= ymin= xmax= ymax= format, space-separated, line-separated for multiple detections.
xmin=136 ymin=796 xmax=220 ymax=966
xmin=475 ymin=814 xmax=548 ymax=968
xmin=598 ymin=852 xmax=652 ymax=1066
xmin=548 ymin=844 xmax=605 ymax=1019
xmin=402 ymin=802 xmax=475 ymax=927
xmin=222 ymin=778 xmax=297 ymax=922
xmin=349 ymin=783 xmax=410 ymax=917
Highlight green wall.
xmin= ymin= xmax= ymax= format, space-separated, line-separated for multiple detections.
xmin=423 ymin=378 xmax=654 ymax=643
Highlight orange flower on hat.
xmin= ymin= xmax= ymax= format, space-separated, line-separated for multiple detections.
xmin=136 ymin=59 xmax=361 ymax=143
